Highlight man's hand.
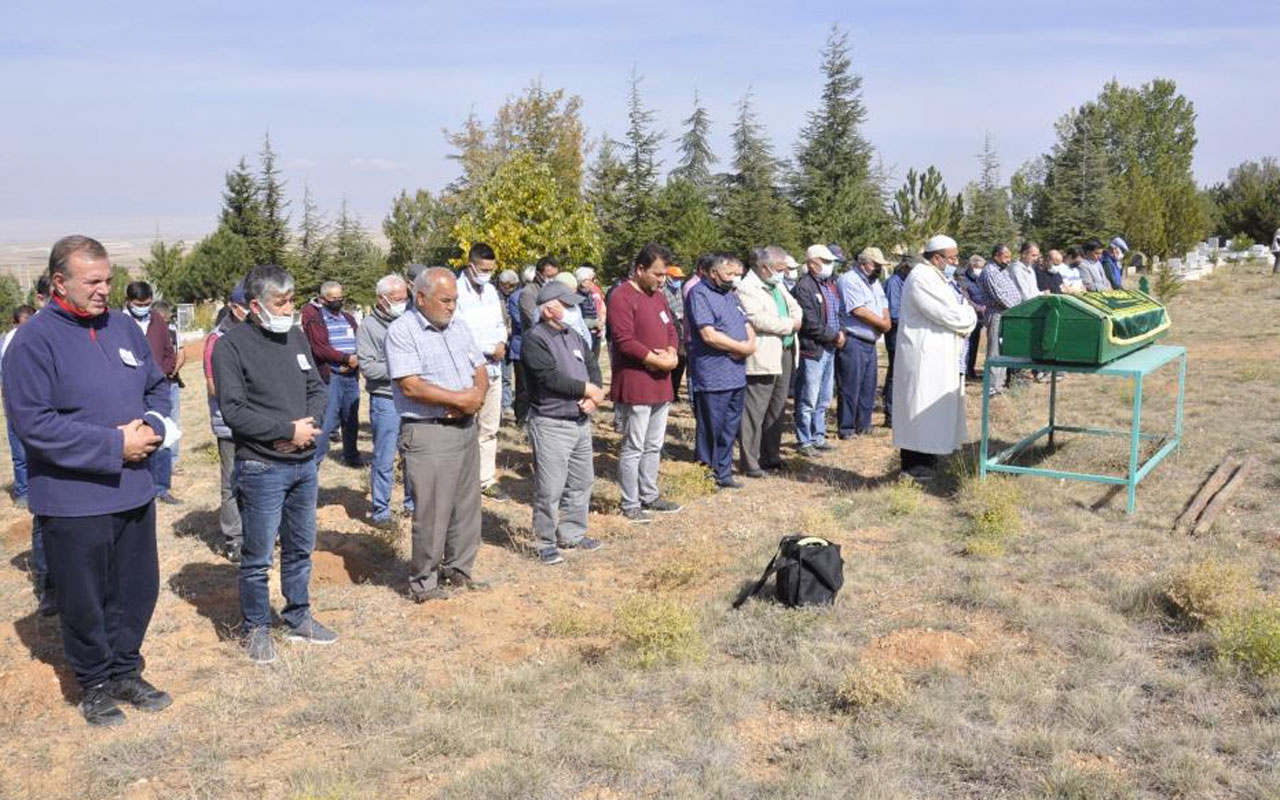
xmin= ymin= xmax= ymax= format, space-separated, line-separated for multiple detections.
xmin=579 ymin=397 xmax=598 ymax=415
xmin=119 ymin=419 xmax=162 ymax=462
xmin=583 ymin=382 xmax=606 ymax=404
xmin=454 ymin=385 xmax=487 ymax=416
xmin=835 ymin=331 xmax=847 ymax=350
xmin=492 ymin=342 xmax=506 ymax=362
xmin=647 ymin=348 xmax=679 ymax=372
xmin=291 ymin=417 xmax=320 ymax=449
xmin=346 ymin=354 xmax=359 ymax=369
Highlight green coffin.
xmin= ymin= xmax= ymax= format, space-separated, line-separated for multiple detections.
xmin=999 ymin=289 xmax=1171 ymax=365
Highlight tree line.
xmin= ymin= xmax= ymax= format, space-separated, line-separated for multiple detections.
xmin=134 ymin=25 xmax=1272 ymax=304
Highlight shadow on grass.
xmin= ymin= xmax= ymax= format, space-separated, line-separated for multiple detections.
xmin=481 ymin=508 xmax=527 ymax=553
xmin=171 ymin=507 xmax=225 ymax=558
xmin=12 ymin=611 xmax=78 ymax=702
xmin=168 ymin=561 xmax=241 ymax=641
xmin=317 ymin=485 xmax=370 ymax=522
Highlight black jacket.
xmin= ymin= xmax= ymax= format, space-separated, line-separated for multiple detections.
xmin=521 ymin=322 xmax=602 ymax=420
xmin=793 ymin=273 xmax=842 ymax=359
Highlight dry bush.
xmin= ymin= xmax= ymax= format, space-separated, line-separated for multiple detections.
xmin=542 ymin=602 xmax=610 ymax=638
xmin=1212 ymin=603 xmax=1280 ymax=677
xmin=659 ymin=461 xmax=717 ymax=505
xmin=1163 ymin=559 xmax=1259 ymax=627
xmin=614 ymin=594 xmax=703 ymax=668
xmin=885 ymin=477 xmax=923 ymax=517
xmin=957 ymin=476 xmax=1023 ymax=556
xmin=643 ymin=550 xmax=713 ymax=590
xmin=836 ymin=660 xmax=909 ymax=713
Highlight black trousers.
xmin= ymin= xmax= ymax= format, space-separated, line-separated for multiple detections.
xmin=900 ymin=449 xmax=938 ymax=470
xmin=41 ymin=502 xmax=158 ymax=690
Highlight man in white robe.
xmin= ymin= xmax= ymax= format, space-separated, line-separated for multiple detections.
xmin=892 ymin=235 xmax=978 ymax=480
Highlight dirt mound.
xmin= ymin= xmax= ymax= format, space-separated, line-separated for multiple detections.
xmin=866 ymin=628 xmax=979 ymax=671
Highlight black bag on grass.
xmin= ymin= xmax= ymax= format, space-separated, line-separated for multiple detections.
xmin=732 ymin=535 xmax=844 ymax=609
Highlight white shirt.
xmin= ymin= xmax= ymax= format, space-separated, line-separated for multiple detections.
xmin=454 ymin=273 xmax=508 ymax=366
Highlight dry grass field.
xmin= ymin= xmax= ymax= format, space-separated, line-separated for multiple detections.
xmin=2 ymin=263 xmax=1280 ymax=799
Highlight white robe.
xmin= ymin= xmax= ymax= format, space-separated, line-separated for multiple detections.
xmin=891 ymin=263 xmax=978 ymax=455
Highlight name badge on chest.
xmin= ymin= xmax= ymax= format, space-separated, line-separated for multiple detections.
xmin=659 ymin=310 xmax=670 ymax=325
xmin=297 ymin=354 xmax=312 ymax=370
xmin=119 ymin=348 xmax=139 ymax=368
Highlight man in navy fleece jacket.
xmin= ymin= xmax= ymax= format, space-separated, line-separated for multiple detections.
xmin=2 ymin=235 xmax=173 ymax=727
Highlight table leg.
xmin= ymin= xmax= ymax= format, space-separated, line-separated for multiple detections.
xmin=1127 ymin=373 xmax=1144 ymax=513
xmin=1048 ymin=369 xmax=1058 ymax=449
xmin=980 ymin=368 xmax=991 ymax=480
xmin=1174 ymin=353 xmax=1186 ymax=441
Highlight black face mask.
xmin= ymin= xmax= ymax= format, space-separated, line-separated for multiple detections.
xmin=870 ymin=267 xmax=883 ymax=280
xmin=325 ymin=299 xmax=344 ymax=313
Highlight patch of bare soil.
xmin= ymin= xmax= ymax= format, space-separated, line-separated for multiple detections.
xmin=865 ymin=628 xmax=980 ymax=671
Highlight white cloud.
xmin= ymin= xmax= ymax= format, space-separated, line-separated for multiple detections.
xmin=349 ymin=158 xmax=406 ymax=172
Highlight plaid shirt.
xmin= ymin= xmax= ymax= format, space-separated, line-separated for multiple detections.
xmin=980 ymin=263 xmax=1023 ymax=312
xmin=384 ymin=308 xmax=485 ymax=419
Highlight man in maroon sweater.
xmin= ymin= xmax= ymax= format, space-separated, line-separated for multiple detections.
xmin=126 ymin=281 xmax=180 ymax=505
xmin=607 ymin=243 xmax=683 ymax=523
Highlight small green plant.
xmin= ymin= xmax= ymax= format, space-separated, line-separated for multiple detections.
xmin=192 ymin=301 xmax=218 ymax=332
xmin=1152 ymin=259 xmax=1184 ymax=303
xmin=1212 ymin=603 xmax=1280 ymax=676
xmin=957 ymin=476 xmax=1023 ymax=557
xmin=835 ymin=660 xmax=908 ymax=713
xmin=543 ymin=603 xmax=609 ymax=638
xmin=886 ymin=477 xmax=923 ymax=517
xmin=644 ymin=552 xmax=712 ymax=590
xmin=659 ymin=461 xmax=718 ymax=505
xmin=614 ymin=594 xmax=702 ymax=668
xmin=1164 ymin=559 xmax=1258 ymax=627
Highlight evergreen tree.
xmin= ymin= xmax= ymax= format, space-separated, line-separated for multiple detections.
xmin=890 ymin=166 xmax=953 ymax=252
xmin=0 ymin=275 xmax=25 ymax=332
xmin=670 ymin=91 xmax=717 ymax=188
xmin=957 ymin=133 xmax=1020 ymax=255
xmin=587 ymin=136 xmax=631 ymax=275
xmin=656 ymin=178 xmax=721 ymax=270
xmin=383 ymin=189 xmax=456 ymax=270
xmin=295 ymin=183 xmax=330 ymax=294
xmin=180 ymin=225 xmax=255 ymax=302
xmin=1210 ymin=158 xmax=1280 ymax=245
xmin=139 ymin=239 xmax=187 ymax=300
xmin=322 ymin=201 xmax=387 ymax=306
xmin=220 ymin=157 xmax=264 ymax=245
xmin=723 ymin=90 xmax=799 ymax=256
xmin=615 ymin=70 xmax=663 ymax=266
xmin=257 ymin=133 xmax=291 ymax=264
xmin=1039 ymin=105 xmax=1117 ymax=249
xmin=791 ymin=25 xmax=887 ymax=249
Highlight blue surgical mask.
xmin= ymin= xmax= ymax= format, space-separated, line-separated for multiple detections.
xmin=128 ymin=303 xmax=152 ymax=320
xmin=258 ymin=306 xmax=293 ymax=334
xmin=944 ymin=265 xmax=957 ymax=279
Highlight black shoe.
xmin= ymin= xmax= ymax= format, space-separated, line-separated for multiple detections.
xmin=342 ymin=458 xmax=366 ymax=469
xmin=224 ymin=542 xmax=242 ymax=563
xmin=368 ymin=516 xmax=399 ymax=532
xmin=744 ymin=469 xmax=767 ymax=479
xmin=716 ymin=478 xmax=743 ymax=490
xmin=641 ymin=498 xmax=682 ymax=514
xmin=815 ymin=442 xmax=837 ymax=452
xmin=412 ymin=586 xmax=454 ymax=603
xmin=621 ymin=507 xmax=653 ymax=524
xmin=838 ymin=432 xmax=854 ymax=441
xmin=107 ymin=674 xmax=172 ymax=712
xmin=157 ymin=493 xmax=183 ymax=506
xmin=761 ymin=462 xmax=784 ymax=472
xmin=442 ymin=573 xmax=491 ymax=592
xmin=79 ymin=684 xmax=126 ymax=727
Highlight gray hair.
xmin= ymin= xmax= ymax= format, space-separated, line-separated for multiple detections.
xmin=245 ymin=264 xmax=295 ymax=304
xmin=412 ymin=267 xmax=455 ymax=298
xmin=48 ymin=234 xmax=108 ymax=277
xmin=375 ymin=273 xmax=407 ymax=297
xmin=319 ymin=280 xmax=343 ymax=297
xmin=760 ymin=245 xmax=790 ymax=270
xmin=706 ymin=252 xmax=742 ymax=275
xmin=968 ymin=254 xmax=985 ymax=268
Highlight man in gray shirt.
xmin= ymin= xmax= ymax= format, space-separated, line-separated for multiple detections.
xmin=385 ymin=268 xmax=489 ymax=602
xmin=356 ymin=273 xmax=413 ymax=529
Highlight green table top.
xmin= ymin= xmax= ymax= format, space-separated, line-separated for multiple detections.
xmin=988 ymin=344 xmax=1186 ymax=377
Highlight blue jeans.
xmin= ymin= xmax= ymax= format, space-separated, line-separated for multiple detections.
xmin=501 ymin=360 xmax=514 ymax=413
xmin=794 ymin=349 xmax=835 ymax=447
xmin=8 ymin=419 xmax=27 ymax=499
xmin=168 ymin=381 xmax=182 ymax=463
xmin=695 ymin=388 xmax=745 ymax=483
xmin=149 ymin=447 xmax=173 ymax=497
xmin=368 ymin=395 xmax=414 ymax=520
xmin=836 ymin=338 xmax=878 ymax=436
xmin=315 ymin=372 xmax=360 ymax=465
xmin=236 ymin=458 xmax=317 ymax=629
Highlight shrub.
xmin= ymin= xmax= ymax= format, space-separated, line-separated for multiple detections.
xmin=659 ymin=461 xmax=717 ymax=505
xmin=1212 ymin=603 xmax=1280 ymax=676
xmin=614 ymin=594 xmax=702 ymax=668
xmin=957 ymin=476 xmax=1023 ymax=557
xmin=644 ymin=553 xmax=712 ymax=590
xmin=1163 ymin=559 xmax=1258 ymax=627
xmin=543 ymin=603 xmax=609 ymax=638
xmin=885 ymin=478 xmax=923 ymax=517
xmin=835 ymin=660 xmax=908 ymax=713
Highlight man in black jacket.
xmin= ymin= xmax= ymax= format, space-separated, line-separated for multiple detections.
xmin=791 ymin=245 xmax=846 ymax=458
xmin=212 ymin=264 xmax=337 ymax=664
xmin=522 ymin=282 xmax=606 ymax=566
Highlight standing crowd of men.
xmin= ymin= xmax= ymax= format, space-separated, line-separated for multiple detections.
xmin=2 ymin=230 xmax=1132 ymax=725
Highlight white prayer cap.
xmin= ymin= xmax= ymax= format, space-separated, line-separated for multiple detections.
xmin=923 ymin=234 xmax=958 ymax=253
xmin=1110 ymin=237 xmax=1129 ymax=252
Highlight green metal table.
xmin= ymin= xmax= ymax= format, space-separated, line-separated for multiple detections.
xmin=979 ymin=344 xmax=1187 ymax=513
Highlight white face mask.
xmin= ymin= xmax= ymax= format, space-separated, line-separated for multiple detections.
xmin=764 ymin=271 xmax=783 ymax=286
xmin=472 ymin=269 xmax=493 ymax=285
xmin=560 ymin=305 xmax=582 ymax=328
xmin=817 ymin=262 xmax=835 ymax=279
xmin=386 ymin=301 xmax=407 ymax=318
xmin=944 ymin=265 xmax=957 ymax=279
xmin=258 ymin=305 xmax=293 ymax=334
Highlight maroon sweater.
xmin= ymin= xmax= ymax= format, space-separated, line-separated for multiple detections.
xmin=607 ymin=280 xmax=677 ymax=405
xmin=142 ymin=314 xmax=176 ymax=378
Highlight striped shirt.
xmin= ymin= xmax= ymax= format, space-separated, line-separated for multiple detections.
xmin=384 ymin=309 xmax=485 ymax=419
xmin=321 ymin=306 xmax=357 ymax=355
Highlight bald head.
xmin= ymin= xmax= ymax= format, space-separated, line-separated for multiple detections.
xmin=413 ymin=267 xmax=459 ymax=327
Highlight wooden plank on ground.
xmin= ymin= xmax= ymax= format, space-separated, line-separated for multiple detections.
xmin=1174 ymin=456 xmax=1239 ymax=533
xmin=1192 ymin=456 xmax=1257 ymax=536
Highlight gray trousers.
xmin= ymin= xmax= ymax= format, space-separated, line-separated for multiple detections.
xmin=401 ymin=420 xmax=481 ymax=597
xmin=739 ymin=355 xmax=794 ymax=472
xmin=217 ymin=437 xmax=242 ymax=548
xmin=616 ymin=402 xmax=669 ymax=512
xmin=527 ymin=415 xmax=594 ymax=550
xmin=986 ymin=312 xmax=1006 ymax=393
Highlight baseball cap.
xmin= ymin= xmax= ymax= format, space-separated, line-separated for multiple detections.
xmin=666 ymin=265 xmax=686 ymax=278
xmin=806 ymin=244 xmax=839 ymax=263
xmin=535 ymin=281 xmax=584 ymax=306
xmin=857 ymin=247 xmax=891 ymax=267
xmin=228 ymin=281 xmax=247 ymax=306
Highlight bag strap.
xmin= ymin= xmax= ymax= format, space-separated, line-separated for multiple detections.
xmin=732 ymin=544 xmax=785 ymax=609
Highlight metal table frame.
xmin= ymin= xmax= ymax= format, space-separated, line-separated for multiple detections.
xmin=979 ymin=344 xmax=1187 ymax=512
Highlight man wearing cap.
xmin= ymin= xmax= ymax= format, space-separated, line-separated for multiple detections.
xmin=496 ymin=269 xmax=520 ymax=415
xmin=608 ymin=244 xmax=683 ymax=522
xmin=686 ymin=253 xmax=755 ymax=488
xmin=6 ymin=236 xmax=174 ymax=725
xmin=1103 ymin=237 xmax=1128 ymax=289
xmin=892 ymin=235 xmax=977 ymax=481
xmin=385 ymin=268 xmax=489 ymax=601
xmin=523 ymin=280 xmax=607 ymax=563
xmin=661 ymin=263 xmax=687 ymax=400
xmin=575 ymin=266 xmax=606 ymax=360
xmin=203 ymin=281 xmax=248 ymax=561
xmin=455 ymin=242 xmax=510 ymax=502
xmin=357 ymin=273 xmax=414 ymax=530
xmin=792 ymin=244 xmax=846 ymax=458
xmin=736 ymin=246 xmax=802 ymax=476
xmin=835 ymin=247 xmax=892 ymax=438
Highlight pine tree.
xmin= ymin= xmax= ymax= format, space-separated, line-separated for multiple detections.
xmin=890 ymin=166 xmax=953 ymax=252
xmin=958 ymin=133 xmax=1020 ymax=255
xmin=181 ymin=225 xmax=255 ymax=302
xmin=1040 ymin=105 xmax=1117 ymax=249
xmin=615 ymin=70 xmax=663 ymax=265
xmin=139 ymin=239 xmax=187 ymax=300
xmin=723 ymin=90 xmax=799 ymax=256
xmin=220 ymin=157 xmax=264 ymax=244
xmin=383 ymin=189 xmax=455 ymax=270
xmin=257 ymin=133 xmax=291 ymax=264
xmin=791 ymin=25 xmax=887 ymax=249
xmin=295 ymin=183 xmax=330 ymax=295
xmin=323 ymin=201 xmax=387 ymax=306
xmin=656 ymin=178 xmax=721 ymax=270
xmin=587 ymin=136 xmax=630 ymax=276
xmin=671 ymin=91 xmax=717 ymax=188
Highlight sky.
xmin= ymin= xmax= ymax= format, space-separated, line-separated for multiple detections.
xmin=1 ymin=0 xmax=1277 ymax=244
